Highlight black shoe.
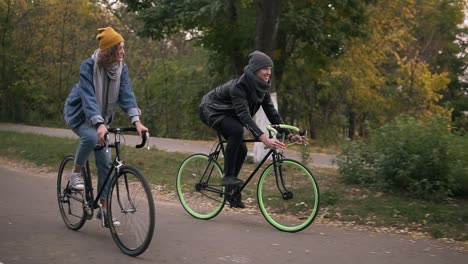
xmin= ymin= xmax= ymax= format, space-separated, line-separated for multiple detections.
xmin=229 ymin=192 xmax=245 ymax=209
xmin=221 ymin=176 xmax=244 ymax=187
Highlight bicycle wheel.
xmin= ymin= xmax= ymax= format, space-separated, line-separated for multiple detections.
xmin=108 ymin=165 xmax=155 ymax=257
xmin=257 ymin=159 xmax=319 ymax=232
xmin=176 ymin=154 xmax=226 ymax=220
xmin=57 ymin=154 xmax=86 ymax=231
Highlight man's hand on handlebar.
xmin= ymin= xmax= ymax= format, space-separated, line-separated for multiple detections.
xmin=259 ymin=134 xmax=286 ymax=150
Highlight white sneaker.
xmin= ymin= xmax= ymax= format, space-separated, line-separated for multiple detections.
xmin=69 ymin=172 xmax=84 ymax=190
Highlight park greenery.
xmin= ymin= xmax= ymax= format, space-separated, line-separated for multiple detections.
xmin=338 ymin=115 xmax=468 ymax=199
xmin=0 ymin=0 xmax=466 ymax=237
xmin=1 ymin=0 xmax=466 ymax=140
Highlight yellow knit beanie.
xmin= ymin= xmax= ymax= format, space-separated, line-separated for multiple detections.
xmin=96 ymin=27 xmax=125 ymax=50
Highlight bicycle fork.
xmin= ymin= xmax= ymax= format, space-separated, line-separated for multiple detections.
xmin=272 ymin=156 xmax=293 ymax=200
xmin=115 ymin=171 xmax=138 ymax=215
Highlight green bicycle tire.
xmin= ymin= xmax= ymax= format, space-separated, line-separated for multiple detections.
xmin=257 ymin=159 xmax=320 ymax=232
xmin=176 ymin=153 xmax=225 ymax=220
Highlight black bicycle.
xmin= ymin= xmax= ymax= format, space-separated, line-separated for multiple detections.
xmin=176 ymin=124 xmax=319 ymax=232
xmin=57 ymin=127 xmax=155 ymax=256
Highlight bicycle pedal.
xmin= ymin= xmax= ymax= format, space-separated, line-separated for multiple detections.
xmin=225 ymin=186 xmax=239 ymax=195
xmin=85 ymin=208 xmax=93 ymax=220
xmin=97 ymin=205 xmax=106 ymax=227
xmin=70 ymin=188 xmax=84 ymax=194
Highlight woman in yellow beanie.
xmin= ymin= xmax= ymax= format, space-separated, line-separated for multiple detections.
xmin=63 ymin=26 xmax=149 ymax=227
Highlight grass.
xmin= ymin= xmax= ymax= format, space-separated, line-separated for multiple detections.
xmin=1 ymin=130 xmax=467 ymax=242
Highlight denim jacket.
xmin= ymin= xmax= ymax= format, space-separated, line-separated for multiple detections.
xmin=63 ymin=57 xmax=141 ymax=129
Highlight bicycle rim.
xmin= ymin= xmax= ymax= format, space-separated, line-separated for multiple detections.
xmin=176 ymin=154 xmax=225 ymax=219
xmin=257 ymin=159 xmax=319 ymax=232
xmin=109 ymin=166 xmax=155 ymax=257
xmin=56 ymin=154 xmax=87 ymax=230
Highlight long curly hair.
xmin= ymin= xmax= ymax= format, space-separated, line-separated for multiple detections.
xmin=97 ymin=44 xmax=121 ymax=66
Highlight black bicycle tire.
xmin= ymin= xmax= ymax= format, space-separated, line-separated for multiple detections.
xmin=56 ymin=154 xmax=87 ymax=231
xmin=108 ymin=165 xmax=155 ymax=257
xmin=257 ymin=159 xmax=320 ymax=232
xmin=176 ymin=153 xmax=226 ymax=220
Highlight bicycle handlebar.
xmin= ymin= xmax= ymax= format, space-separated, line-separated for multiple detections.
xmin=96 ymin=127 xmax=148 ymax=150
xmin=136 ymin=131 xmax=148 ymax=149
xmin=267 ymin=124 xmax=300 ymax=133
xmin=267 ymin=124 xmax=307 ymax=146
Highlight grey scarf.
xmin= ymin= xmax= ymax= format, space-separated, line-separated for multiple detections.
xmin=91 ymin=49 xmax=122 ymax=123
xmin=243 ymin=66 xmax=270 ymax=103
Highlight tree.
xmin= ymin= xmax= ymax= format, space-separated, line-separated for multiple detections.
xmin=0 ymin=0 xmax=104 ymax=124
xmin=122 ymin=0 xmax=255 ymax=77
xmin=122 ymin=0 xmax=371 ymax=144
xmin=252 ymin=0 xmax=280 ymax=162
xmin=316 ymin=0 xmax=457 ymax=139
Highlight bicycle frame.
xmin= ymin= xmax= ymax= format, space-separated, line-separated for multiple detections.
xmin=201 ymin=128 xmax=292 ymax=198
xmin=82 ymin=128 xmax=147 ymax=213
xmin=176 ymin=123 xmax=318 ymax=232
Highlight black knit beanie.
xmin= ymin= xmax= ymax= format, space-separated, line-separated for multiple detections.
xmin=248 ymin=50 xmax=273 ymax=73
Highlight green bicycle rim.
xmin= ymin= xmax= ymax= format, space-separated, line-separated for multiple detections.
xmin=176 ymin=154 xmax=225 ymax=219
xmin=258 ymin=159 xmax=319 ymax=232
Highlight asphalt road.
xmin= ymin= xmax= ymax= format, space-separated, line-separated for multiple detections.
xmin=1 ymin=160 xmax=467 ymax=263
xmin=1 ymin=123 xmax=467 ymax=263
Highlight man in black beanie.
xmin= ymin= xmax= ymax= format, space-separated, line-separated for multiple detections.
xmin=198 ymin=50 xmax=304 ymax=208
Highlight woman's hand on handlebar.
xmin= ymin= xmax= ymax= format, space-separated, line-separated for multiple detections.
xmin=134 ymin=121 xmax=150 ymax=138
xmin=97 ymin=124 xmax=108 ymax=146
xmin=259 ymin=134 xmax=285 ymax=150
xmin=288 ymin=134 xmax=308 ymax=145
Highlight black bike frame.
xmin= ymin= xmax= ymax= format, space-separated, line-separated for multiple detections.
xmin=205 ymin=131 xmax=289 ymax=196
xmin=82 ymin=127 xmax=146 ymax=210
xmin=82 ymin=144 xmax=120 ymax=210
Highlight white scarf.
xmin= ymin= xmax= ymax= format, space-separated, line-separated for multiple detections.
xmin=91 ymin=49 xmax=122 ymax=123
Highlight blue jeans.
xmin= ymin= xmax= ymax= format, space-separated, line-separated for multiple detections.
xmin=72 ymin=121 xmax=112 ymax=199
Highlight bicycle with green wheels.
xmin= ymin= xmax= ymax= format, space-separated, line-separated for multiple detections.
xmin=56 ymin=127 xmax=155 ymax=256
xmin=176 ymin=124 xmax=319 ymax=232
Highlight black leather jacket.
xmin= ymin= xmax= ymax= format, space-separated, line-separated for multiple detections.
xmin=199 ymin=68 xmax=284 ymax=138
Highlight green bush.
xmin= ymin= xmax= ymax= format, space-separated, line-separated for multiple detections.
xmin=448 ymin=131 xmax=468 ymax=196
xmin=337 ymin=138 xmax=378 ymax=185
xmin=337 ymin=115 xmax=468 ymax=200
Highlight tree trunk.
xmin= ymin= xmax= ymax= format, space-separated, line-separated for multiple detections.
xmin=253 ymin=0 xmax=280 ymax=163
xmin=348 ymin=111 xmax=356 ymax=140
xmin=254 ymin=0 xmax=280 ymax=57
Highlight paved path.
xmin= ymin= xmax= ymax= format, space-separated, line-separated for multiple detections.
xmin=1 ymin=164 xmax=466 ymax=263
xmin=0 ymin=123 xmax=336 ymax=168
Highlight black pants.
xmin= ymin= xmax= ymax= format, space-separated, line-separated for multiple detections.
xmin=215 ymin=116 xmax=248 ymax=178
